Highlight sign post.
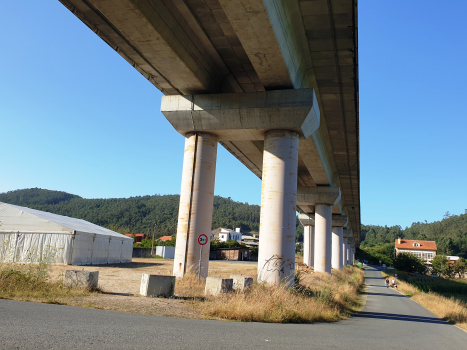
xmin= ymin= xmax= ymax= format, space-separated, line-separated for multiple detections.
xmin=197 ymin=234 xmax=208 ymax=281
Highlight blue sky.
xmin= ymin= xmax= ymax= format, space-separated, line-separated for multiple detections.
xmin=1 ymin=1 xmax=466 ymax=228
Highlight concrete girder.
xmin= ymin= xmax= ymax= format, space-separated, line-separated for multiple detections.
xmin=160 ymin=89 xmax=320 ymax=141
xmin=82 ymin=0 xmax=227 ymax=94
xmin=219 ymin=0 xmax=293 ymax=89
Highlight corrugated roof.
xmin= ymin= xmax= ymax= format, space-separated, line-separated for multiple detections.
xmin=3 ymin=202 xmax=132 ymax=240
xmin=395 ymin=239 xmax=437 ymax=251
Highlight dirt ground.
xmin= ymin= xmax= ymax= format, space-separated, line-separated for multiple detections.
xmin=48 ymin=258 xmax=258 ymax=319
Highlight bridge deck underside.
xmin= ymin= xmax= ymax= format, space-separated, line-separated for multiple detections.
xmin=59 ymin=0 xmax=360 ymax=242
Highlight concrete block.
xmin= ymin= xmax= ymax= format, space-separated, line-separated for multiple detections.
xmin=204 ymin=277 xmax=233 ymax=295
xmin=63 ymin=270 xmax=98 ymax=289
xmin=140 ymin=273 xmax=175 ymax=297
xmin=230 ymin=275 xmax=253 ymax=291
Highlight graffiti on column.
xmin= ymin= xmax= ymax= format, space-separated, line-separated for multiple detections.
xmin=258 ymin=255 xmax=295 ymax=282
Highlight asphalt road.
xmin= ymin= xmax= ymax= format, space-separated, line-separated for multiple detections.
xmin=1 ymin=266 xmax=466 ymax=350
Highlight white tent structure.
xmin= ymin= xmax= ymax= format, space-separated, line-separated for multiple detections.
xmin=0 ymin=202 xmax=133 ymax=265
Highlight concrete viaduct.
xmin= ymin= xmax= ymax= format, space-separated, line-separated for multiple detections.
xmin=59 ymin=0 xmax=360 ymax=287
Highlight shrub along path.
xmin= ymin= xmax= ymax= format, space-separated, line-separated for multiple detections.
xmin=2 ymin=266 xmax=467 ymax=349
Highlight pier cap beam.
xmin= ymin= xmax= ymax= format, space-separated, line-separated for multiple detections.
xmin=296 ymin=186 xmax=341 ymax=206
xmin=343 ymin=229 xmax=353 ymax=238
xmin=332 ymin=215 xmax=348 ymax=228
xmin=298 ymin=213 xmax=315 ymax=226
xmin=161 ymin=89 xmax=320 ymax=141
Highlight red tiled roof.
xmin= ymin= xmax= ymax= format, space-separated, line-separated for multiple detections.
xmin=124 ymin=233 xmax=145 ymax=238
xmin=395 ymin=239 xmax=437 ymax=251
xmin=158 ymin=236 xmax=173 ymax=241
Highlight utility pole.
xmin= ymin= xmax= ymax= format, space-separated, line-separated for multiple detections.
xmin=151 ymin=222 xmax=156 ymax=256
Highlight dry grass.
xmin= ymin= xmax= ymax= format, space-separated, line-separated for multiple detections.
xmin=382 ymin=272 xmax=467 ymax=330
xmin=0 ymin=263 xmax=97 ymax=303
xmin=190 ymin=266 xmax=365 ymax=323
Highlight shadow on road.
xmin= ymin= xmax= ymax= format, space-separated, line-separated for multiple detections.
xmin=354 ymin=311 xmax=447 ymax=324
xmin=362 ymin=292 xmax=406 ymax=298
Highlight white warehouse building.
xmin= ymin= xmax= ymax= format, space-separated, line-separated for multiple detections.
xmin=0 ymin=202 xmax=133 ymax=265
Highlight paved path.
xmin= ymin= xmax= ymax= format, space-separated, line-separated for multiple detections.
xmin=1 ymin=266 xmax=466 ymax=349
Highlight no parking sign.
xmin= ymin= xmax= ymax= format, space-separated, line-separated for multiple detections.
xmin=198 ymin=234 xmax=208 ymax=245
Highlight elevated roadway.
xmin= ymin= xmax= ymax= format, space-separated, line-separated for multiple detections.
xmin=58 ymin=0 xmax=360 ymax=283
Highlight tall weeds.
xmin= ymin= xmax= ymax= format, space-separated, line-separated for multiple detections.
xmin=191 ymin=266 xmax=365 ymax=323
xmin=0 ymin=241 xmax=94 ymax=301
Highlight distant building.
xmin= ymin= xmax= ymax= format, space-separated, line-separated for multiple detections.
xmin=211 ymin=227 xmax=242 ymax=242
xmin=210 ymin=247 xmax=250 ymax=261
xmin=158 ymin=236 xmax=173 ymax=241
xmin=447 ymin=256 xmax=460 ymax=266
xmin=395 ymin=238 xmax=437 ymax=264
xmin=125 ymin=233 xmax=146 ymax=243
xmin=241 ymin=232 xmax=259 ymax=247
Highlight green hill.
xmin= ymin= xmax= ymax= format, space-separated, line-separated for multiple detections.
xmin=0 ymin=188 xmax=261 ymax=238
xmin=361 ymin=213 xmax=467 ymax=257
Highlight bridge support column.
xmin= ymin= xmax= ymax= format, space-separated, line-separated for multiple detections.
xmin=299 ymin=213 xmax=315 ymax=267
xmin=258 ymin=130 xmax=299 ymax=288
xmin=173 ymin=132 xmax=217 ymax=279
xmin=343 ymin=229 xmax=352 ymax=266
xmin=331 ymin=216 xmax=348 ymax=270
xmin=342 ymin=237 xmax=348 ymax=265
xmin=296 ymin=187 xmax=340 ymax=274
xmin=315 ymin=205 xmax=333 ymax=273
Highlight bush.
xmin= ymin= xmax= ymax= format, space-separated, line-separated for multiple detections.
xmin=394 ymin=253 xmax=427 ymax=274
xmin=432 ymin=255 xmax=454 ymax=278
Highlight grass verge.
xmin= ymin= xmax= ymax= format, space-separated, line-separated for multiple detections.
xmin=382 ymin=271 xmax=467 ymax=330
xmin=0 ymin=263 xmax=98 ymax=303
xmin=176 ymin=266 xmax=365 ymax=323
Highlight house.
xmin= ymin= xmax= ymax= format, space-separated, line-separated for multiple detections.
xmin=395 ymin=238 xmax=437 ymax=264
xmin=211 ymin=227 xmax=242 ymax=242
xmin=447 ymin=256 xmax=460 ymax=266
xmin=124 ymin=233 xmax=146 ymax=243
xmin=158 ymin=236 xmax=173 ymax=241
xmin=241 ymin=232 xmax=259 ymax=247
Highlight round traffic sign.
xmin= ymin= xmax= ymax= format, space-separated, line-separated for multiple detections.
xmin=197 ymin=234 xmax=208 ymax=246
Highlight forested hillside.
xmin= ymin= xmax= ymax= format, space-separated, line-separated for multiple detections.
xmin=0 ymin=188 xmax=261 ymax=238
xmin=361 ymin=212 xmax=467 ymax=257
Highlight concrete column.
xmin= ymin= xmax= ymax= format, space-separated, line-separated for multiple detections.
xmin=342 ymin=238 xmax=348 ymax=266
xmin=299 ymin=213 xmax=315 ymax=267
xmin=173 ymin=132 xmax=217 ymax=279
xmin=297 ymin=187 xmax=340 ymax=275
xmin=257 ymin=130 xmax=299 ymax=288
xmin=314 ymin=204 xmax=332 ymax=273
xmin=331 ymin=216 xmax=347 ymax=270
xmin=343 ymin=229 xmax=352 ymax=266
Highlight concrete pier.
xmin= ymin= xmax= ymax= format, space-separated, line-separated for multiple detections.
xmin=299 ymin=213 xmax=315 ymax=267
xmin=315 ymin=205 xmax=332 ymax=273
xmin=173 ymin=132 xmax=217 ymax=278
xmin=257 ymin=130 xmax=299 ymax=288
xmin=331 ymin=215 xmax=348 ymax=270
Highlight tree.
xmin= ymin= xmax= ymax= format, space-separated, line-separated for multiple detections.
xmin=452 ymin=258 xmax=466 ymax=279
xmin=394 ymin=253 xmax=427 ymax=274
xmin=431 ymin=255 xmax=453 ymax=278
